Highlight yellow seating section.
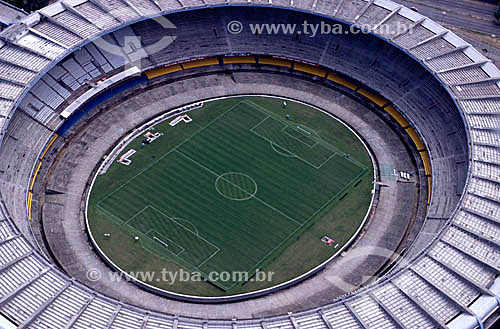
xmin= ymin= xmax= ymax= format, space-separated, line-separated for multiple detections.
xmin=357 ymin=89 xmax=389 ymax=107
xmin=181 ymin=57 xmax=219 ymax=70
xmin=384 ymin=105 xmax=409 ymax=128
xmin=223 ymin=56 xmax=257 ymax=64
xmin=406 ymin=127 xmax=425 ymax=151
xmin=258 ymin=57 xmax=292 ymax=67
xmin=428 ymin=176 xmax=432 ymax=205
xmin=327 ymin=73 xmax=357 ymax=90
xmin=145 ymin=64 xmax=182 ymax=79
xmin=293 ymin=62 xmax=327 ymax=77
xmin=420 ymin=151 xmax=432 ymax=176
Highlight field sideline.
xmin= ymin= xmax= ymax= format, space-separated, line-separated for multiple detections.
xmin=88 ymin=96 xmax=374 ymax=295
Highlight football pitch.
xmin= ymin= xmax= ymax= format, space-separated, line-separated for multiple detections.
xmin=89 ymin=96 xmax=373 ymax=294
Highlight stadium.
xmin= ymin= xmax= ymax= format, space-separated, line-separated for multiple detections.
xmin=0 ymin=0 xmax=498 ymax=328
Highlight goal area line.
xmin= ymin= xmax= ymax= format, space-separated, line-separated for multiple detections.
xmin=93 ymin=99 xmax=370 ymax=291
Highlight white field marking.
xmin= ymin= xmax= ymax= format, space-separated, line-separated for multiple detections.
xmin=144 ymin=205 xmax=224 ymax=285
xmin=96 ymin=204 xmax=131 ymax=226
xmin=235 ymin=106 xmax=370 ymax=230
xmin=220 ymin=167 xmax=369 ymax=289
xmin=95 ymin=205 xmax=175 ymax=254
xmin=196 ymin=248 xmax=221 ymax=269
xmin=296 ymin=125 xmax=312 ymax=136
xmin=283 ymin=127 xmax=318 ymax=148
xmin=224 ymin=223 xmax=305 ymax=291
xmin=125 ymin=206 xmax=149 ymax=224
xmin=243 ymin=99 xmax=368 ymax=170
xmin=250 ymin=115 xmax=271 ymax=132
xmin=175 ymin=150 xmax=303 ymax=227
xmin=148 ymin=205 xmax=221 ymax=254
xmin=172 ymin=217 xmax=199 ymax=237
xmin=150 ymin=231 xmax=185 ymax=256
xmin=142 ymin=240 xmax=193 ymax=268
xmin=225 ymin=168 xmax=370 ymax=291
xmin=98 ymin=203 xmax=221 ymax=273
xmin=88 ymin=95 xmax=376 ymax=296
xmin=215 ymin=172 xmax=258 ymax=201
xmin=148 ymin=206 xmax=222 ymax=271
xmin=313 ymin=152 xmax=338 ymax=169
xmin=174 ymin=133 xmax=365 ymax=288
xmin=270 ymin=142 xmax=296 ymax=157
xmin=97 ymin=102 xmax=245 ymax=207
xmin=153 ymin=236 xmax=169 ymax=248
xmin=232 ymin=96 xmax=371 ymax=172
xmin=95 ymin=98 xmax=367 ymax=285
xmin=97 ymin=206 xmax=171 ymax=250
xmin=246 ymin=100 xmax=321 ymax=143
xmin=248 ymin=107 xmax=335 ymax=169
xmin=250 ymin=126 xmax=335 ymax=170
xmin=305 ymin=168 xmax=369 ymax=223
xmin=99 ymin=120 xmax=363 ymax=236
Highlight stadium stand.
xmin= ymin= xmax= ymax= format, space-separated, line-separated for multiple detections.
xmin=144 ymin=64 xmax=182 ymax=79
xmin=259 ymin=56 xmax=293 ymax=68
xmin=327 ymin=73 xmax=358 ymax=90
xmin=0 ymin=0 xmax=497 ymax=328
xmin=222 ymin=56 xmax=256 ymax=64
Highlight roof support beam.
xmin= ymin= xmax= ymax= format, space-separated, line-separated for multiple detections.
xmin=5 ymin=41 xmax=53 ymax=61
xmin=63 ymin=295 xmax=94 ymax=329
xmin=28 ymin=27 xmax=70 ymax=49
xmin=460 ymin=95 xmax=500 ymax=101
xmin=423 ymin=45 xmax=469 ymax=63
xmin=462 ymin=207 xmax=500 ymax=226
xmin=428 ymin=252 xmax=495 ymax=296
xmin=333 ymin=0 xmax=345 ymax=16
xmin=0 ymin=234 xmax=20 ymax=246
xmin=149 ymin=0 xmax=164 ymax=11
xmin=18 ymin=281 xmax=71 ymax=328
xmin=176 ymin=0 xmax=185 ymax=9
xmin=0 ymin=267 xmax=51 ymax=307
xmin=0 ymin=251 xmax=33 ymax=273
xmin=104 ymin=304 xmax=122 ymax=329
xmin=319 ymin=310 xmax=334 ymax=329
xmin=89 ymin=0 xmax=124 ymax=23
xmin=354 ymin=0 xmax=374 ymax=22
xmin=61 ymin=2 xmax=103 ymax=32
xmin=368 ymin=292 xmax=406 ymax=328
xmin=0 ymin=76 xmax=27 ymax=88
xmin=437 ymin=61 xmax=489 ymax=74
xmin=450 ymin=77 xmax=500 ymax=87
xmin=38 ymin=12 xmax=84 ymax=39
xmin=288 ymin=312 xmax=300 ymax=329
xmin=451 ymin=223 xmax=500 ymax=249
xmin=0 ymin=58 xmax=37 ymax=73
xmin=391 ymin=280 xmax=448 ymax=329
xmin=410 ymin=267 xmax=474 ymax=316
xmin=122 ymin=0 xmax=143 ymax=17
xmin=373 ymin=6 xmax=402 ymax=31
xmin=391 ymin=18 xmax=425 ymax=41
xmin=409 ymin=31 xmax=448 ymax=51
xmin=344 ymin=302 xmax=369 ymax=329
xmin=139 ymin=313 xmax=150 ymax=329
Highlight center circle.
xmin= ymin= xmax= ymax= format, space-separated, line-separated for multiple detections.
xmin=86 ymin=95 xmax=375 ymax=300
xmin=215 ymin=172 xmax=258 ymax=201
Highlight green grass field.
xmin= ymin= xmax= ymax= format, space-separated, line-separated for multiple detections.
xmin=88 ymin=96 xmax=373 ymax=296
